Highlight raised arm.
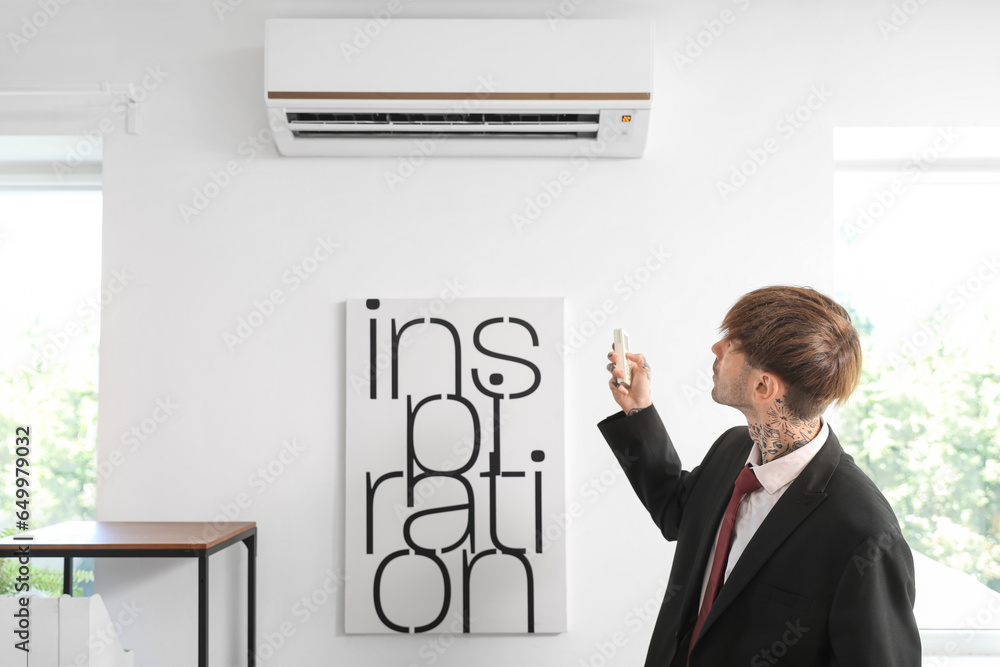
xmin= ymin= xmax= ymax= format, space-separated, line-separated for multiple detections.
xmin=597 ymin=343 xmax=694 ymax=540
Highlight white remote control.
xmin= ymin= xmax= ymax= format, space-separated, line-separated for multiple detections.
xmin=614 ymin=328 xmax=631 ymax=388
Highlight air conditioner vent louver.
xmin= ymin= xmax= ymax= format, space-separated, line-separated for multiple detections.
xmin=287 ymin=112 xmax=600 ymax=125
xmin=286 ymin=112 xmax=602 ymax=140
xmin=265 ymin=19 xmax=653 ymax=157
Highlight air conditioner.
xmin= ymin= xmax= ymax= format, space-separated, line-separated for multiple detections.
xmin=265 ymin=18 xmax=653 ymax=158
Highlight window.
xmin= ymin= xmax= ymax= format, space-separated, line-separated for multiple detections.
xmin=832 ymin=127 xmax=1000 ymax=657
xmin=0 ymin=136 xmax=103 ymax=596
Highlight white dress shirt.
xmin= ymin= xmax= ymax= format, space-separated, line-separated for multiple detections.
xmin=696 ymin=416 xmax=830 ymax=609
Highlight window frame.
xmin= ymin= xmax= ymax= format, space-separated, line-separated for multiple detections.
xmin=834 ymin=126 xmax=1000 ymax=656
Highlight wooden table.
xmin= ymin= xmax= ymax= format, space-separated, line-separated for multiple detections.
xmin=0 ymin=521 xmax=257 ymax=667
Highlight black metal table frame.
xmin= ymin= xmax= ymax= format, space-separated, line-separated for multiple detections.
xmin=0 ymin=527 xmax=257 ymax=667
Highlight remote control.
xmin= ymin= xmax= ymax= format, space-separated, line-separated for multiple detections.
xmin=614 ymin=328 xmax=631 ymax=388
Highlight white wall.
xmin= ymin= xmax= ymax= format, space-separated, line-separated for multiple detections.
xmin=3 ymin=0 xmax=999 ymax=664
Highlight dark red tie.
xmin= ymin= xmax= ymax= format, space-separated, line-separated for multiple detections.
xmin=688 ymin=464 xmax=762 ymax=663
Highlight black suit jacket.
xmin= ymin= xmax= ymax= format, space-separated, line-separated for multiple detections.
xmin=597 ymin=405 xmax=920 ymax=667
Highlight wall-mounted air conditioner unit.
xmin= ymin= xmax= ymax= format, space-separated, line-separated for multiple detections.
xmin=265 ymin=18 xmax=653 ymax=158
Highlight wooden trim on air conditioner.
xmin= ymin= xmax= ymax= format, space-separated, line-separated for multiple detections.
xmin=267 ymin=91 xmax=650 ymax=101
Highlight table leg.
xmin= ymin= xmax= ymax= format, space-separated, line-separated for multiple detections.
xmin=199 ymin=555 xmax=209 ymax=667
xmin=63 ymin=557 xmax=72 ymax=596
xmin=244 ymin=534 xmax=257 ymax=666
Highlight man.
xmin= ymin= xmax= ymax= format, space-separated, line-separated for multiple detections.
xmin=597 ymin=285 xmax=920 ymax=666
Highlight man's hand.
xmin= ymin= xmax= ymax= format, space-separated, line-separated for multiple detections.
xmin=607 ymin=343 xmax=652 ymax=416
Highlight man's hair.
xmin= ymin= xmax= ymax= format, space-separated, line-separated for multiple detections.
xmin=719 ymin=285 xmax=862 ymax=420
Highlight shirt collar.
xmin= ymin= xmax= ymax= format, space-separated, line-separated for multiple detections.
xmin=745 ymin=417 xmax=829 ymax=495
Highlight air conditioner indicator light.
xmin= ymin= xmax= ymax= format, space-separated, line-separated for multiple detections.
xmin=621 ymin=115 xmax=632 ymax=122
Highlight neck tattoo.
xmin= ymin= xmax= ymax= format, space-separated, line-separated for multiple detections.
xmin=747 ymin=397 xmax=821 ymax=464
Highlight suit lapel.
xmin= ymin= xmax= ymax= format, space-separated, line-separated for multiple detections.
xmin=695 ymin=428 xmax=844 ymax=642
xmin=678 ymin=432 xmax=753 ymax=627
